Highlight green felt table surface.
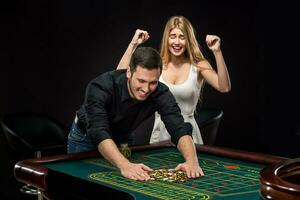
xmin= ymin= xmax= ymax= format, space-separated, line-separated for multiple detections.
xmin=46 ymin=147 xmax=265 ymax=200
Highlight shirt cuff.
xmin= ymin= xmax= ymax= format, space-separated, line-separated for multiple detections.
xmin=88 ymin=129 xmax=112 ymax=145
xmin=170 ymin=122 xmax=193 ymax=145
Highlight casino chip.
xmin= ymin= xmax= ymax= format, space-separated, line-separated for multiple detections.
xmin=119 ymin=143 xmax=131 ymax=158
xmin=148 ymin=169 xmax=188 ymax=183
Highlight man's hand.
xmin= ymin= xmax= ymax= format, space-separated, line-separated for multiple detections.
xmin=176 ymin=135 xmax=205 ymax=178
xmin=173 ymin=162 xmax=204 ymax=178
xmin=98 ymin=139 xmax=153 ymax=181
xmin=120 ymin=162 xmax=152 ymax=181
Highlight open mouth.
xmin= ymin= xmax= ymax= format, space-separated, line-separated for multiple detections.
xmin=138 ymin=92 xmax=148 ymax=98
xmin=172 ymin=46 xmax=183 ymax=53
xmin=136 ymin=90 xmax=149 ymax=99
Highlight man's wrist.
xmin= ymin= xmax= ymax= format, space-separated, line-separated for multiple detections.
xmin=186 ymin=158 xmax=199 ymax=165
xmin=117 ymin=159 xmax=131 ymax=170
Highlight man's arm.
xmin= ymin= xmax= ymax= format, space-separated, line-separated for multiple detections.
xmin=176 ymin=135 xmax=204 ymax=178
xmin=97 ymin=139 xmax=129 ymax=168
xmin=154 ymin=86 xmax=204 ymax=177
xmin=84 ymin=75 xmax=152 ymax=181
xmin=97 ymin=139 xmax=152 ymax=181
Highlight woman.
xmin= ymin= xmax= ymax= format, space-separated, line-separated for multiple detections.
xmin=117 ymin=16 xmax=231 ymax=144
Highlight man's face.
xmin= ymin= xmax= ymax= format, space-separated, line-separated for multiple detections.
xmin=127 ymin=65 xmax=160 ymax=101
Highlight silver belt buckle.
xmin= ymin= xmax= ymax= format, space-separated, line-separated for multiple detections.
xmin=74 ymin=115 xmax=78 ymax=123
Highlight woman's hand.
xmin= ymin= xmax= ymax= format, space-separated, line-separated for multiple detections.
xmin=131 ymin=29 xmax=150 ymax=46
xmin=206 ymin=35 xmax=221 ymax=52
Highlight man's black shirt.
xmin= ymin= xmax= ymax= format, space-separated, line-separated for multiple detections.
xmin=76 ymin=69 xmax=192 ymax=146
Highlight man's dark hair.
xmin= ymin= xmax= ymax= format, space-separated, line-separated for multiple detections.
xmin=129 ymin=47 xmax=162 ymax=73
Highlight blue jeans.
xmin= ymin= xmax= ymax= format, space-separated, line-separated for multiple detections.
xmin=67 ymin=122 xmax=95 ymax=153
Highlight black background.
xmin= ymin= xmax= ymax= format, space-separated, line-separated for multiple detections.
xmin=1 ymin=0 xmax=299 ymax=157
xmin=1 ymin=0 xmax=300 ymax=199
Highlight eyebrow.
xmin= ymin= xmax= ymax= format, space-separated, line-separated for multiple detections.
xmin=137 ymin=78 xmax=158 ymax=84
xmin=169 ymin=33 xmax=185 ymax=37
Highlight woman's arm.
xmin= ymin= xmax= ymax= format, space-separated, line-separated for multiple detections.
xmin=117 ymin=29 xmax=150 ymax=70
xmin=198 ymin=35 xmax=231 ymax=93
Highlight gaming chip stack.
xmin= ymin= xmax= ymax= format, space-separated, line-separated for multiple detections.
xmin=148 ymin=168 xmax=188 ymax=183
xmin=119 ymin=143 xmax=131 ymax=158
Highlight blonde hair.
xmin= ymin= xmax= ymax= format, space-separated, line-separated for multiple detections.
xmin=160 ymin=16 xmax=205 ymax=66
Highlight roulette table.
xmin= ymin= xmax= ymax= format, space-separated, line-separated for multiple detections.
xmin=14 ymin=143 xmax=287 ymax=200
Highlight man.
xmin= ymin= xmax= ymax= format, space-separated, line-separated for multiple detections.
xmin=68 ymin=47 xmax=204 ymax=181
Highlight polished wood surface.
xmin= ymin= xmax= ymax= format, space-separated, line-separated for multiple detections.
xmin=260 ymin=158 xmax=300 ymax=200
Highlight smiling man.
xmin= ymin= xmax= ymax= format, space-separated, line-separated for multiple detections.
xmin=67 ymin=47 xmax=204 ymax=181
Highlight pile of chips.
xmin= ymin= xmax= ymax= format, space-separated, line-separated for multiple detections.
xmin=119 ymin=143 xmax=131 ymax=158
xmin=117 ymin=145 xmax=188 ymax=183
xmin=148 ymin=168 xmax=188 ymax=183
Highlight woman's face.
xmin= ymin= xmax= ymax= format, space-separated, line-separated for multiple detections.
xmin=168 ymin=27 xmax=186 ymax=57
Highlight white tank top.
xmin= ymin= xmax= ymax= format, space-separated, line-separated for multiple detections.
xmin=150 ymin=65 xmax=204 ymax=144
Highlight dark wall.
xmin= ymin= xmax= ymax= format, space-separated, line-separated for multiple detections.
xmin=1 ymin=0 xmax=299 ymax=158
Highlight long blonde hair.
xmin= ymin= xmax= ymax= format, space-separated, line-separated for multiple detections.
xmin=160 ymin=16 xmax=206 ymax=66
xmin=160 ymin=16 xmax=206 ymax=107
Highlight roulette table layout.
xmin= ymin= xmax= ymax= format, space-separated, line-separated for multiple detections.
xmin=15 ymin=143 xmax=288 ymax=200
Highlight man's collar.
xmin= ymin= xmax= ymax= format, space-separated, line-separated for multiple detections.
xmin=119 ymin=73 xmax=131 ymax=102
